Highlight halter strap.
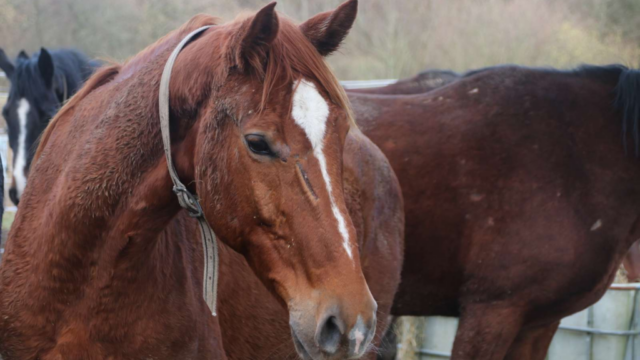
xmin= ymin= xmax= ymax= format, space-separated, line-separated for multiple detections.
xmin=159 ymin=25 xmax=218 ymax=316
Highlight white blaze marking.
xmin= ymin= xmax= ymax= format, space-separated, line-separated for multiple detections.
xmin=291 ymin=80 xmax=353 ymax=259
xmin=14 ymin=98 xmax=30 ymax=199
xmin=349 ymin=315 xmax=368 ymax=355
xmin=353 ymin=329 xmax=365 ymax=354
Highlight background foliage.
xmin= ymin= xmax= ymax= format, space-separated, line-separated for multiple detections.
xmin=1 ymin=0 xmax=640 ymax=80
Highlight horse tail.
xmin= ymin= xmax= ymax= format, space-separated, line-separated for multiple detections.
xmin=615 ymin=68 xmax=640 ymax=157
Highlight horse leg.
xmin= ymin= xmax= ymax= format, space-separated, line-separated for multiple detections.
xmin=504 ymin=321 xmax=560 ymax=360
xmin=450 ymin=304 xmax=523 ymax=360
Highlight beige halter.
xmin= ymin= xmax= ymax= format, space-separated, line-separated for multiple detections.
xmin=158 ymin=26 xmax=218 ymax=316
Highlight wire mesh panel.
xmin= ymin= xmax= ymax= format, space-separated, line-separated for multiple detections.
xmin=402 ymin=284 xmax=640 ymax=360
xmin=547 ymin=284 xmax=640 ymax=360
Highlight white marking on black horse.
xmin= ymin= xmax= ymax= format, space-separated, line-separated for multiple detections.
xmin=291 ymin=80 xmax=353 ymax=259
xmin=14 ymin=98 xmax=30 ymax=199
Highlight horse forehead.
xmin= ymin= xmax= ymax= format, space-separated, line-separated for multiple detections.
xmin=291 ymin=80 xmax=331 ymax=149
xmin=7 ymin=96 xmax=31 ymax=113
xmin=17 ymin=98 xmax=30 ymax=113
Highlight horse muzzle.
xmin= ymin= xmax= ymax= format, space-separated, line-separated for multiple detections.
xmin=289 ymin=298 xmax=377 ymax=360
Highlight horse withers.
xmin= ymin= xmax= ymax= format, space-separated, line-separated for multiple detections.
xmin=0 ymin=1 xmax=378 ymax=359
xmin=0 ymin=47 xmax=96 ymax=205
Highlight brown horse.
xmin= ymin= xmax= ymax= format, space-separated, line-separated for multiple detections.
xmin=216 ymin=125 xmax=404 ymax=360
xmin=346 ymin=69 xmax=459 ymax=95
xmin=350 ymin=67 xmax=640 ymax=284
xmin=218 ymin=64 xmax=640 ymax=360
xmin=349 ymin=64 xmax=640 ymax=286
xmin=348 ymin=65 xmax=640 ymax=360
xmin=0 ymin=2 xmax=380 ymax=359
xmin=205 ymin=3 xmax=405 ymax=360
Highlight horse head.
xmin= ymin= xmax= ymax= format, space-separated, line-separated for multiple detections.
xmin=166 ymin=1 xmax=376 ymax=358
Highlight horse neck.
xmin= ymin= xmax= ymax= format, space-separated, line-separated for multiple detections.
xmin=13 ymin=71 xmax=201 ymax=302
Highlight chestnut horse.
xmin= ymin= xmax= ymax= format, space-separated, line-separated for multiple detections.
xmin=347 ymin=65 xmax=640 ymax=359
xmin=216 ymin=125 xmax=404 ymax=360
xmin=208 ymin=3 xmax=404 ymax=360
xmin=0 ymin=2 xmax=380 ymax=359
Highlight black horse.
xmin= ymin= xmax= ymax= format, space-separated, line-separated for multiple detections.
xmin=0 ymin=48 xmax=97 ymax=205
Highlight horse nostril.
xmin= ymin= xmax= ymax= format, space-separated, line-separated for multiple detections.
xmin=317 ymin=315 xmax=345 ymax=355
xmin=349 ymin=314 xmax=375 ymax=357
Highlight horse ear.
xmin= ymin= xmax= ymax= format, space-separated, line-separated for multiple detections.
xmin=38 ymin=47 xmax=55 ymax=89
xmin=18 ymin=50 xmax=29 ymax=61
xmin=299 ymin=0 xmax=358 ymax=57
xmin=236 ymin=2 xmax=279 ymax=70
xmin=0 ymin=48 xmax=15 ymax=78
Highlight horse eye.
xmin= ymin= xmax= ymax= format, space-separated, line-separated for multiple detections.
xmin=245 ymin=134 xmax=274 ymax=156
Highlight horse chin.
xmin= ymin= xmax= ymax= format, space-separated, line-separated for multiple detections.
xmin=291 ymin=327 xmax=350 ymax=360
xmin=291 ymin=329 xmax=315 ymax=360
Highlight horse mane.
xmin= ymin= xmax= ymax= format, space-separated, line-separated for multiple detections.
xmin=11 ymin=49 xmax=94 ymax=102
xmin=173 ymin=13 xmax=355 ymax=126
xmin=253 ymin=16 xmax=355 ymax=126
xmin=11 ymin=60 xmax=44 ymax=101
xmin=52 ymin=49 xmax=96 ymax=90
xmin=34 ymin=11 xmax=355 ymax=163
